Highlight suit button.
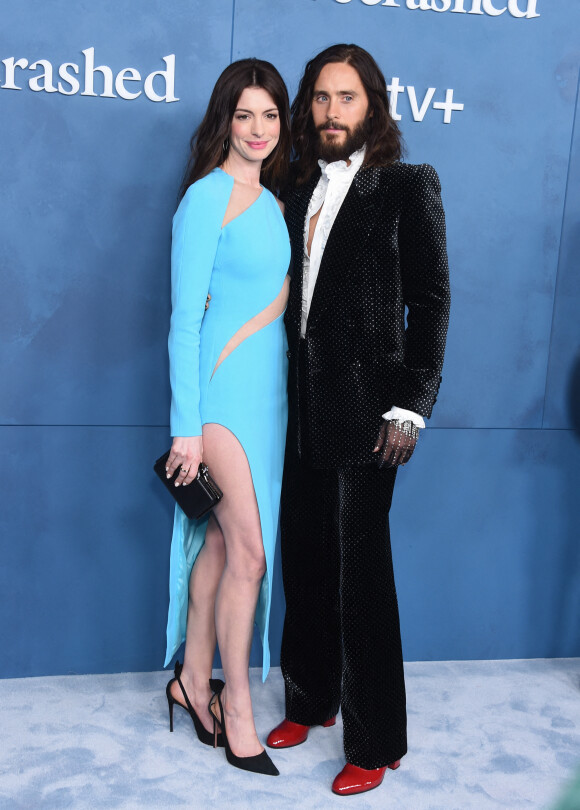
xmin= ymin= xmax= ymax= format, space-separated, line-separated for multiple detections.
xmin=286 ymin=350 xmax=291 ymax=359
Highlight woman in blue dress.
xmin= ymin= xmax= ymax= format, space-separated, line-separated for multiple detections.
xmin=163 ymin=60 xmax=291 ymax=776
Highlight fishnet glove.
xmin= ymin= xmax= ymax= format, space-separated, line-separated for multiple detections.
xmin=373 ymin=418 xmax=419 ymax=469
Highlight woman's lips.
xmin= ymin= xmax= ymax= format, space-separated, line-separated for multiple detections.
xmin=247 ymin=141 xmax=269 ymax=149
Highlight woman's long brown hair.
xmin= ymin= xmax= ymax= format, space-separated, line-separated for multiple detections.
xmin=291 ymin=44 xmax=404 ymax=185
xmin=179 ymin=59 xmax=291 ymax=199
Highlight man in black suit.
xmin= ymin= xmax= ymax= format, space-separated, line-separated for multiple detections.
xmin=266 ymin=44 xmax=450 ymax=796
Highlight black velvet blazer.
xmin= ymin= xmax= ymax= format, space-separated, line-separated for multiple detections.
xmin=284 ymin=161 xmax=450 ymax=468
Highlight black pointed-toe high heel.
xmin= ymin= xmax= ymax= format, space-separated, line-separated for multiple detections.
xmin=166 ymin=661 xmax=224 ymax=747
xmin=208 ymin=682 xmax=279 ymax=776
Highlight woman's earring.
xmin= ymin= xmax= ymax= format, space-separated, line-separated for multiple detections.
xmin=222 ymin=137 xmax=229 ymax=155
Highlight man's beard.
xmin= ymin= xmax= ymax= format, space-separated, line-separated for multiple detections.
xmin=316 ymin=116 xmax=371 ymax=163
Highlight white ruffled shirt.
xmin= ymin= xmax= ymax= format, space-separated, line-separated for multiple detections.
xmin=301 ymin=147 xmax=425 ymax=429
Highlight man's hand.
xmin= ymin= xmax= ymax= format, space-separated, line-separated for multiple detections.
xmin=373 ymin=419 xmax=419 ymax=469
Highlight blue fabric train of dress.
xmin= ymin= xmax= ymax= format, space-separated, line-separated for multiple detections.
xmin=165 ymin=167 xmax=290 ymax=680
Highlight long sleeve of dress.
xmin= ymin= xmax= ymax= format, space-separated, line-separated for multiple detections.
xmin=168 ymin=176 xmax=228 ymax=437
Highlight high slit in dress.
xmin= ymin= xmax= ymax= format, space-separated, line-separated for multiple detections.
xmin=164 ymin=167 xmax=290 ymax=680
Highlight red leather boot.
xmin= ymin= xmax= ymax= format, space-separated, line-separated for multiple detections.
xmin=331 ymin=760 xmax=401 ymax=796
xmin=266 ymin=716 xmax=336 ymax=748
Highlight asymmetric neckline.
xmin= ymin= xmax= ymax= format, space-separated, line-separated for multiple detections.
xmin=215 ymin=167 xmax=265 ymax=231
xmin=215 ymin=166 xmax=264 ymax=190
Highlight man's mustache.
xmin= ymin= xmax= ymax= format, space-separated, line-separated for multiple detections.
xmin=317 ymin=121 xmax=349 ymax=133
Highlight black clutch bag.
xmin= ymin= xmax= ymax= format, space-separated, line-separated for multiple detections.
xmin=153 ymin=450 xmax=223 ymax=520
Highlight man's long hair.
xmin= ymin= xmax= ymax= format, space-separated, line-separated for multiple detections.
xmin=291 ymin=44 xmax=404 ymax=184
xmin=179 ymin=59 xmax=291 ymax=198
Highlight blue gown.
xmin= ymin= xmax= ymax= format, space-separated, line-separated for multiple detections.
xmin=164 ymin=167 xmax=290 ymax=680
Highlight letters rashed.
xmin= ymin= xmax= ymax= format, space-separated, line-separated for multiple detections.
xmin=0 ymin=47 xmax=179 ymax=102
xmin=335 ymin=0 xmax=540 ymax=18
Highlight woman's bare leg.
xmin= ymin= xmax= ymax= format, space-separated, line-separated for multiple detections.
xmin=170 ymin=511 xmax=225 ymax=733
xmin=203 ymin=423 xmax=266 ymax=758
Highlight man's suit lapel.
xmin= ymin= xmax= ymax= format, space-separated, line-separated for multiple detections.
xmin=286 ymin=169 xmax=321 ymax=330
xmin=307 ymin=166 xmax=386 ymax=331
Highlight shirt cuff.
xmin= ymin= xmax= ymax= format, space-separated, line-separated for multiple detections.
xmin=382 ymin=406 xmax=426 ymax=430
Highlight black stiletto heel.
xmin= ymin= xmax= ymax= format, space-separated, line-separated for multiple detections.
xmin=208 ymin=682 xmax=279 ymax=776
xmin=166 ymin=661 xmax=224 ymax=748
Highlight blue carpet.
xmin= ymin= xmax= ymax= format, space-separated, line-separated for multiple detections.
xmin=1 ymin=659 xmax=579 ymax=809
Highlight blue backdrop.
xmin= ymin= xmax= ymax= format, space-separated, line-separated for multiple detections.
xmin=1 ymin=0 xmax=579 ymax=678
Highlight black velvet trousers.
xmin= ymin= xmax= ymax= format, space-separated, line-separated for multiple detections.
xmin=279 ymin=447 xmax=408 ymax=769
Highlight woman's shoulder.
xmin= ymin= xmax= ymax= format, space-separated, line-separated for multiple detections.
xmin=180 ymin=168 xmax=233 ymax=207
xmin=259 ymin=185 xmax=286 ymax=218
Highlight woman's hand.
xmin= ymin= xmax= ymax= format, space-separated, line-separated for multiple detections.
xmin=166 ymin=436 xmax=203 ymax=486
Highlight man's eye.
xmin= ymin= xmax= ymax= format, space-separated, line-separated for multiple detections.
xmin=343 ymin=96 xmax=353 ymax=102
xmin=315 ymin=95 xmax=328 ymax=103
